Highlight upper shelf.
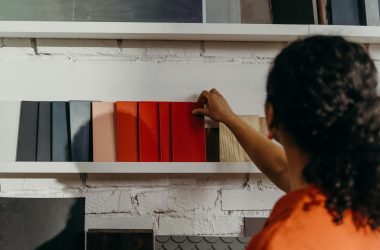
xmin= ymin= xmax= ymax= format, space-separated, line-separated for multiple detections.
xmin=0 ymin=162 xmax=260 ymax=174
xmin=1 ymin=21 xmax=380 ymax=43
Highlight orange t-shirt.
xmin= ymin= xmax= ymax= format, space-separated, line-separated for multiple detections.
xmin=246 ymin=186 xmax=380 ymax=250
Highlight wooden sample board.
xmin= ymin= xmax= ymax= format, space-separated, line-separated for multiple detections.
xmin=220 ymin=115 xmax=267 ymax=162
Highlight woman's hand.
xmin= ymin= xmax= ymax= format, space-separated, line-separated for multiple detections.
xmin=192 ymin=88 xmax=237 ymax=123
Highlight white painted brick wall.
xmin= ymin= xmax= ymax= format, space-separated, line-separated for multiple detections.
xmin=0 ymin=38 xmax=287 ymax=236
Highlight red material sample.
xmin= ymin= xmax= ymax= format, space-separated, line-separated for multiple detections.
xmin=139 ymin=102 xmax=160 ymax=162
xmin=171 ymin=102 xmax=206 ymax=162
xmin=159 ymin=102 xmax=172 ymax=162
xmin=116 ymin=101 xmax=139 ymax=162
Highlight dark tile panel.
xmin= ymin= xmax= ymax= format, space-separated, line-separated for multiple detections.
xmin=156 ymin=236 xmax=250 ymax=250
xmin=74 ymin=0 xmax=203 ymax=23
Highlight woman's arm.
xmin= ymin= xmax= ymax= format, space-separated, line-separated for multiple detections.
xmin=193 ymin=89 xmax=290 ymax=192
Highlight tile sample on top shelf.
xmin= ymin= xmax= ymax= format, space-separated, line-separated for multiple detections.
xmin=36 ymin=102 xmax=51 ymax=162
xmin=87 ymin=229 xmax=153 ymax=250
xmin=171 ymin=102 xmax=206 ymax=162
xmin=74 ymin=0 xmax=203 ymax=23
xmin=363 ymin=0 xmax=380 ymax=25
xmin=240 ymin=0 xmax=272 ymax=24
xmin=271 ymin=0 xmax=318 ymax=24
xmin=0 ymin=102 xmax=21 ymax=162
xmin=330 ymin=0 xmax=364 ymax=25
xmin=139 ymin=102 xmax=160 ymax=162
xmin=116 ymin=101 xmax=139 ymax=162
xmin=16 ymin=101 xmax=38 ymax=161
xmin=52 ymin=102 xmax=71 ymax=162
xmin=159 ymin=102 xmax=172 ymax=162
xmin=219 ymin=115 xmax=260 ymax=162
xmin=69 ymin=101 xmax=92 ymax=162
xmin=244 ymin=217 xmax=267 ymax=237
xmin=205 ymin=0 xmax=241 ymax=23
xmin=0 ymin=197 xmax=85 ymax=250
xmin=92 ymin=102 xmax=117 ymax=162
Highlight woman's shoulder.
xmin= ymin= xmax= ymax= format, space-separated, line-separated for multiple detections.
xmin=246 ymin=186 xmax=380 ymax=250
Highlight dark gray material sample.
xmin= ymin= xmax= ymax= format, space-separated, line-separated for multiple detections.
xmin=0 ymin=197 xmax=85 ymax=250
xmin=74 ymin=0 xmax=202 ymax=22
xmin=0 ymin=0 xmax=73 ymax=21
xmin=16 ymin=101 xmax=39 ymax=161
xmin=52 ymin=102 xmax=71 ymax=162
xmin=87 ymin=229 xmax=153 ymax=250
xmin=155 ymin=236 xmax=250 ymax=250
xmin=330 ymin=0 xmax=364 ymax=25
xmin=69 ymin=101 xmax=93 ymax=162
xmin=244 ymin=217 xmax=267 ymax=237
xmin=37 ymin=102 xmax=52 ymax=161
xmin=271 ymin=0 xmax=318 ymax=24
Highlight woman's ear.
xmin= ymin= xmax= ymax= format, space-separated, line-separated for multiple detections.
xmin=265 ymin=102 xmax=274 ymax=130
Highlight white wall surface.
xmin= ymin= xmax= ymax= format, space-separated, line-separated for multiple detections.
xmin=0 ymin=37 xmax=295 ymax=236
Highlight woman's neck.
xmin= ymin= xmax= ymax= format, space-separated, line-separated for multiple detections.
xmin=282 ymin=140 xmax=310 ymax=191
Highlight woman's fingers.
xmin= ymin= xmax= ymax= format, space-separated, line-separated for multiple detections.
xmin=192 ymin=108 xmax=209 ymax=116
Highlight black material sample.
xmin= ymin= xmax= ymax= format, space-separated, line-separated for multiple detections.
xmin=87 ymin=229 xmax=154 ymax=250
xmin=244 ymin=217 xmax=268 ymax=237
xmin=16 ymin=101 xmax=38 ymax=161
xmin=69 ymin=101 xmax=92 ymax=162
xmin=330 ymin=0 xmax=365 ymax=25
xmin=52 ymin=102 xmax=71 ymax=161
xmin=0 ymin=197 xmax=85 ymax=250
xmin=37 ymin=101 xmax=52 ymax=161
xmin=271 ymin=0 xmax=318 ymax=24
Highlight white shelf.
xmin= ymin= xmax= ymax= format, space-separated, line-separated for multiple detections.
xmin=1 ymin=22 xmax=380 ymax=43
xmin=0 ymin=162 xmax=260 ymax=174
xmin=0 ymin=21 xmax=308 ymax=41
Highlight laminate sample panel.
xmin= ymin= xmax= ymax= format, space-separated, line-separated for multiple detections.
xmin=92 ymin=102 xmax=117 ymax=162
xmin=116 ymin=101 xmax=139 ymax=162
xmin=206 ymin=0 xmax=241 ymax=23
xmin=37 ymin=101 xmax=52 ymax=162
xmin=172 ymin=102 xmax=206 ymax=162
xmin=330 ymin=0 xmax=363 ymax=25
xmin=69 ymin=101 xmax=92 ymax=162
xmin=240 ymin=0 xmax=272 ymax=24
xmin=52 ymin=102 xmax=71 ymax=162
xmin=0 ymin=102 xmax=21 ymax=162
xmin=0 ymin=197 xmax=85 ymax=250
xmin=0 ymin=0 xmax=73 ymax=21
xmin=363 ymin=0 xmax=380 ymax=25
xmin=87 ymin=229 xmax=153 ymax=250
xmin=16 ymin=101 xmax=38 ymax=161
xmin=220 ymin=115 xmax=260 ymax=162
xmin=159 ymin=102 xmax=172 ymax=162
xmin=75 ymin=0 xmax=202 ymax=23
xmin=271 ymin=0 xmax=318 ymax=24
xmin=139 ymin=102 xmax=160 ymax=162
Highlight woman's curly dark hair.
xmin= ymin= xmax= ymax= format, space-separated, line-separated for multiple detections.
xmin=266 ymin=35 xmax=380 ymax=229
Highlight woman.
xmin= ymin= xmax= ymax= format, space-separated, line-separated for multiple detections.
xmin=193 ymin=36 xmax=380 ymax=249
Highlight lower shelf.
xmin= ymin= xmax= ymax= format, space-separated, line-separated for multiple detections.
xmin=0 ymin=162 xmax=260 ymax=174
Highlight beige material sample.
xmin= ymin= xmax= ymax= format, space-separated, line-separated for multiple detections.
xmin=92 ymin=102 xmax=117 ymax=162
